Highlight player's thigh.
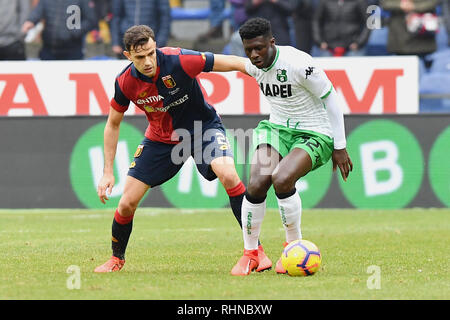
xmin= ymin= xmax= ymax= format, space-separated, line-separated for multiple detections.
xmin=195 ymin=126 xmax=236 ymax=185
xmin=248 ymin=144 xmax=282 ymax=196
xmin=271 ymin=131 xmax=333 ymax=191
xmin=118 ymin=175 xmax=150 ymax=215
xmin=272 ymin=148 xmax=312 ymax=189
xmin=290 ymin=132 xmax=333 ymax=172
xmin=210 ymin=156 xmax=241 ymax=188
xmin=128 ymin=138 xmax=184 ymax=187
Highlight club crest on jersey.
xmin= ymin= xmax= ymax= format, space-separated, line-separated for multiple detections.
xmin=134 ymin=144 xmax=144 ymax=158
xmin=162 ymin=75 xmax=176 ymax=88
xmin=138 ymin=91 xmax=147 ymax=98
xmin=276 ymin=69 xmax=288 ymax=82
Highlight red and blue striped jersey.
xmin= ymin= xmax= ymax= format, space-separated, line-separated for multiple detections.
xmin=111 ymin=47 xmax=219 ymax=144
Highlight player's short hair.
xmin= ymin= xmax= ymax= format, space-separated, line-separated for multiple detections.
xmin=123 ymin=25 xmax=156 ymax=52
xmin=239 ymin=17 xmax=273 ymax=40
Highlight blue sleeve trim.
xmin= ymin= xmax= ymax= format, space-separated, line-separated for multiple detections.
xmin=203 ymin=52 xmax=214 ymax=72
xmin=114 ymin=79 xmax=130 ymax=107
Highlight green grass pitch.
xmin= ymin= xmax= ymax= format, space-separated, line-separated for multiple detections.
xmin=0 ymin=208 xmax=449 ymax=300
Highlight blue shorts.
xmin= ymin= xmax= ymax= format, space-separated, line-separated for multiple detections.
xmin=127 ymin=124 xmax=233 ymax=187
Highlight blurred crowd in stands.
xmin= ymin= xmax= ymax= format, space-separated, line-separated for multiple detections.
xmin=0 ymin=0 xmax=449 ymax=109
xmin=0 ymin=0 xmax=448 ymax=60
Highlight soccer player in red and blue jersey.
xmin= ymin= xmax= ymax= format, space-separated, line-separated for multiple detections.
xmin=94 ymin=25 xmax=272 ymax=273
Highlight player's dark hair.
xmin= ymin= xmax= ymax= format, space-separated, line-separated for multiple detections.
xmin=239 ymin=17 xmax=273 ymax=40
xmin=123 ymin=25 xmax=156 ymax=52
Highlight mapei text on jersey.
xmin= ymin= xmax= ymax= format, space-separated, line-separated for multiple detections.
xmin=259 ymin=82 xmax=293 ymax=98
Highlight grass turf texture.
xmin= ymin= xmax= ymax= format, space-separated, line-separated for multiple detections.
xmin=0 ymin=208 xmax=449 ymax=300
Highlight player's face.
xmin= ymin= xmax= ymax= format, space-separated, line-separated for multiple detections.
xmin=242 ymin=36 xmax=276 ymax=69
xmin=124 ymin=39 xmax=158 ymax=77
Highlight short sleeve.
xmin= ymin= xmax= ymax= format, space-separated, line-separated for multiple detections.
xmin=179 ymin=49 xmax=215 ymax=78
xmin=245 ymin=59 xmax=258 ymax=78
xmin=295 ymin=54 xmax=332 ymax=99
xmin=111 ymin=79 xmax=130 ymax=113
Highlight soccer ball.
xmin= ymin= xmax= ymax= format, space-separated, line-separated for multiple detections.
xmin=281 ymin=239 xmax=321 ymax=276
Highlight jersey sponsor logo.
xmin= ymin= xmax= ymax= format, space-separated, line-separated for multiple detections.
xmin=137 ymin=95 xmax=164 ymax=105
xmin=169 ymin=88 xmax=180 ymax=95
xmin=259 ymin=82 xmax=292 ymax=98
xmin=165 ymin=94 xmax=189 ymax=109
xmin=276 ymin=69 xmax=288 ymax=82
xmin=143 ymin=94 xmax=190 ymax=113
xmin=162 ymin=75 xmax=176 ymax=88
xmin=144 ymin=105 xmax=156 ymax=113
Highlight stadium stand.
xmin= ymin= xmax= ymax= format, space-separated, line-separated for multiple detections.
xmin=419 ymin=14 xmax=450 ymax=112
xmin=171 ymin=6 xmax=231 ymax=21
xmin=436 ymin=21 xmax=449 ymax=51
xmin=419 ymin=71 xmax=450 ymax=113
xmin=430 ymin=51 xmax=450 ymax=73
xmin=366 ymin=26 xmax=389 ymax=56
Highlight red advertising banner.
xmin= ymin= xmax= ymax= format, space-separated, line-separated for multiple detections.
xmin=0 ymin=56 xmax=419 ymax=116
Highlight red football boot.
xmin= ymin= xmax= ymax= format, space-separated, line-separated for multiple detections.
xmin=256 ymin=245 xmax=272 ymax=272
xmin=94 ymin=256 xmax=125 ymax=273
xmin=275 ymin=242 xmax=289 ymax=274
xmin=231 ymin=249 xmax=259 ymax=276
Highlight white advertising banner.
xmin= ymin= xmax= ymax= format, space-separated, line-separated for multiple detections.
xmin=0 ymin=56 xmax=419 ymax=116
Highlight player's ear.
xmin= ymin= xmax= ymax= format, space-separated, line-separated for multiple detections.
xmin=123 ymin=50 xmax=132 ymax=61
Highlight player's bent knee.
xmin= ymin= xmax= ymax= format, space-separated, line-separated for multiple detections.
xmin=118 ymin=198 xmax=139 ymax=217
xmin=247 ymin=177 xmax=271 ymax=199
xmin=217 ymin=170 xmax=240 ymax=189
xmin=272 ymin=171 xmax=296 ymax=194
xmin=212 ymin=160 xmax=241 ymax=189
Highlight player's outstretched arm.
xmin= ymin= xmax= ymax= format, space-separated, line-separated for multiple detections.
xmin=97 ymin=106 xmax=124 ymax=204
xmin=212 ymin=54 xmax=249 ymax=75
